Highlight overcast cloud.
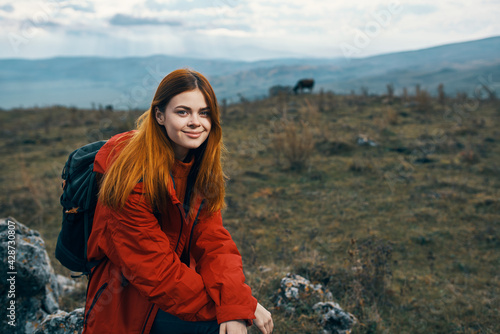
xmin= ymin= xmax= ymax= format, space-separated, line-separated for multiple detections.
xmin=0 ymin=0 xmax=498 ymax=60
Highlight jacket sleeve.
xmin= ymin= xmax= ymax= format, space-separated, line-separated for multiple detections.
xmin=94 ymin=183 xmax=216 ymax=321
xmin=190 ymin=210 xmax=258 ymax=324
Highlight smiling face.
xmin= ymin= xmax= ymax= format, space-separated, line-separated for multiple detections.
xmin=155 ymin=89 xmax=212 ymax=161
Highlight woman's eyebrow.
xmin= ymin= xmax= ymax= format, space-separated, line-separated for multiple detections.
xmin=175 ymin=105 xmax=210 ymax=111
xmin=174 ymin=105 xmax=192 ymax=110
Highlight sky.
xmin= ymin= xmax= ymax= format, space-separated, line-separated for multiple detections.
xmin=0 ymin=0 xmax=498 ymax=61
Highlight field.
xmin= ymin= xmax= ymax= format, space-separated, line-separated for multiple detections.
xmin=0 ymin=91 xmax=499 ymax=333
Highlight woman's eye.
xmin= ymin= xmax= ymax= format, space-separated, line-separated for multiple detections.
xmin=176 ymin=110 xmax=188 ymax=115
xmin=200 ymin=111 xmax=210 ymax=117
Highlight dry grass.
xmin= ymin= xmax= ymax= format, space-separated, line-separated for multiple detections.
xmin=271 ymin=119 xmax=315 ymax=171
xmin=1 ymin=95 xmax=499 ymax=333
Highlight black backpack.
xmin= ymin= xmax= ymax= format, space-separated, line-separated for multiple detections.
xmin=55 ymin=140 xmax=107 ymax=275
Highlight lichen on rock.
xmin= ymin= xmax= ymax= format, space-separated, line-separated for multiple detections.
xmin=275 ymin=273 xmax=356 ymax=333
xmin=0 ymin=217 xmax=83 ymax=334
xmin=33 ymin=308 xmax=84 ymax=334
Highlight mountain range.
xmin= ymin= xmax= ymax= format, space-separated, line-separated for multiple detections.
xmin=1 ymin=36 xmax=499 ymax=109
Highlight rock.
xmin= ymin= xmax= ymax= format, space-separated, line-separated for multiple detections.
xmin=0 ymin=217 xmax=83 ymax=334
xmin=275 ymin=273 xmax=326 ymax=313
xmin=313 ymin=302 xmax=357 ymax=334
xmin=56 ymin=274 xmax=85 ymax=296
xmin=275 ymin=273 xmax=356 ymax=333
xmin=0 ymin=217 xmax=61 ymax=333
xmin=356 ymin=134 xmax=378 ymax=147
xmin=33 ymin=308 xmax=84 ymax=334
xmin=258 ymin=266 xmax=272 ymax=273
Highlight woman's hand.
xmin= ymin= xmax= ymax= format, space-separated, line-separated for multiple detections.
xmin=219 ymin=320 xmax=247 ymax=334
xmin=254 ymin=303 xmax=274 ymax=334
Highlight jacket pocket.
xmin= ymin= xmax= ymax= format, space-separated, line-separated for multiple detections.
xmin=84 ymin=282 xmax=108 ymax=324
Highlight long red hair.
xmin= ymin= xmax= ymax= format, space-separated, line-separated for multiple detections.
xmin=99 ymin=69 xmax=226 ymax=215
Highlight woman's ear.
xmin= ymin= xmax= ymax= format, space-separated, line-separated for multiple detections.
xmin=155 ymin=107 xmax=164 ymax=125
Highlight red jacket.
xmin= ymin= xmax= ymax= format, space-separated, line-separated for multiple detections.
xmin=82 ymin=132 xmax=257 ymax=333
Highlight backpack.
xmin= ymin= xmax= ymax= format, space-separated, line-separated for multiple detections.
xmin=55 ymin=140 xmax=107 ymax=275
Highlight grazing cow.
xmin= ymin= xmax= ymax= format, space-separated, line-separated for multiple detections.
xmin=293 ymin=79 xmax=314 ymax=95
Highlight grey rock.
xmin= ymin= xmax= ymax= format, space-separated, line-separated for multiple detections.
xmin=275 ymin=273 xmax=356 ymax=333
xmin=275 ymin=273 xmax=326 ymax=312
xmin=313 ymin=302 xmax=357 ymax=334
xmin=33 ymin=308 xmax=84 ymax=334
xmin=1 ymin=217 xmax=61 ymax=333
xmin=356 ymin=134 xmax=378 ymax=147
xmin=1 ymin=217 xmax=84 ymax=334
xmin=56 ymin=274 xmax=84 ymax=297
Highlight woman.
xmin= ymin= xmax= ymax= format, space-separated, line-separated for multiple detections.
xmin=82 ymin=69 xmax=273 ymax=334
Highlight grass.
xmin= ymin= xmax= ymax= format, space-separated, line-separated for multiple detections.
xmin=1 ymin=93 xmax=499 ymax=333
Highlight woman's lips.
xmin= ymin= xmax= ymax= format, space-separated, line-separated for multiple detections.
xmin=183 ymin=131 xmax=203 ymax=138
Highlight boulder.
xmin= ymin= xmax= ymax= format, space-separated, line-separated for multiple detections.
xmin=313 ymin=302 xmax=357 ymax=334
xmin=33 ymin=308 xmax=84 ymax=334
xmin=0 ymin=217 xmax=61 ymax=333
xmin=275 ymin=273 xmax=331 ymax=313
xmin=275 ymin=273 xmax=356 ymax=333
xmin=0 ymin=218 xmax=83 ymax=334
xmin=56 ymin=274 xmax=84 ymax=296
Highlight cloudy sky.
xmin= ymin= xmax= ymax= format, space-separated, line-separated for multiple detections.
xmin=0 ymin=0 xmax=498 ymax=61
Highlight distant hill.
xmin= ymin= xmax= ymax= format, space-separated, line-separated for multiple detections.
xmin=0 ymin=36 xmax=499 ymax=109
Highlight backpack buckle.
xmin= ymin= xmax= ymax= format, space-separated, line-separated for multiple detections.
xmin=65 ymin=207 xmax=79 ymax=214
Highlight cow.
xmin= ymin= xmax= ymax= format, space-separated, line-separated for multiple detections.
xmin=293 ymin=78 xmax=314 ymax=95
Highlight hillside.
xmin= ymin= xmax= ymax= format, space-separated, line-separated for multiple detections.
xmin=0 ymin=91 xmax=499 ymax=332
xmin=0 ymin=36 xmax=499 ymax=109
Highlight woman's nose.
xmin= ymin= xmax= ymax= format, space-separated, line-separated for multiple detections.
xmin=187 ymin=114 xmax=200 ymax=127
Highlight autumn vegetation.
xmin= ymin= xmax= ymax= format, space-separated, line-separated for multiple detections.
xmin=0 ymin=86 xmax=498 ymax=333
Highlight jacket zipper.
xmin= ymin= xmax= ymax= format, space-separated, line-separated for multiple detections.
xmin=170 ymin=173 xmax=184 ymax=255
xmin=84 ymin=282 xmax=108 ymax=324
xmin=186 ymin=200 xmax=204 ymax=258
xmin=174 ymin=206 xmax=184 ymax=254
xmin=141 ymin=304 xmax=155 ymax=334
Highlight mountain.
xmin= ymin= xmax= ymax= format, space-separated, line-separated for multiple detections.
xmin=0 ymin=36 xmax=499 ymax=109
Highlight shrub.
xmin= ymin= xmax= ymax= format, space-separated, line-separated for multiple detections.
xmin=415 ymin=89 xmax=432 ymax=112
xmin=271 ymin=119 xmax=315 ymax=171
xmin=341 ymin=238 xmax=394 ymax=333
xmin=437 ymin=83 xmax=446 ymax=105
xmin=457 ymin=149 xmax=480 ymax=164
xmin=385 ymin=107 xmax=398 ymax=125
xmin=348 ymin=158 xmax=374 ymax=173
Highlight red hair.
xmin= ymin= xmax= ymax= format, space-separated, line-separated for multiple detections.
xmin=99 ymin=69 xmax=226 ymax=215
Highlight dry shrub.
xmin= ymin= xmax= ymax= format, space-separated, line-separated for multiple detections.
xmin=376 ymin=107 xmax=398 ymax=130
xmin=402 ymin=87 xmax=409 ymax=102
xmin=415 ymin=89 xmax=432 ymax=112
xmin=386 ymin=83 xmax=394 ymax=101
xmin=385 ymin=107 xmax=398 ymax=125
xmin=301 ymin=238 xmax=395 ymax=333
xmin=457 ymin=149 xmax=480 ymax=164
xmin=437 ymin=83 xmax=446 ymax=106
xmin=348 ymin=238 xmax=393 ymax=304
xmin=299 ymin=97 xmax=321 ymax=128
xmin=271 ymin=119 xmax=315 ymax=171
xmin=338 ymin=238 xmax=394 ymax=332
xmin=348 ymin=158 xmax=374 ymax=173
